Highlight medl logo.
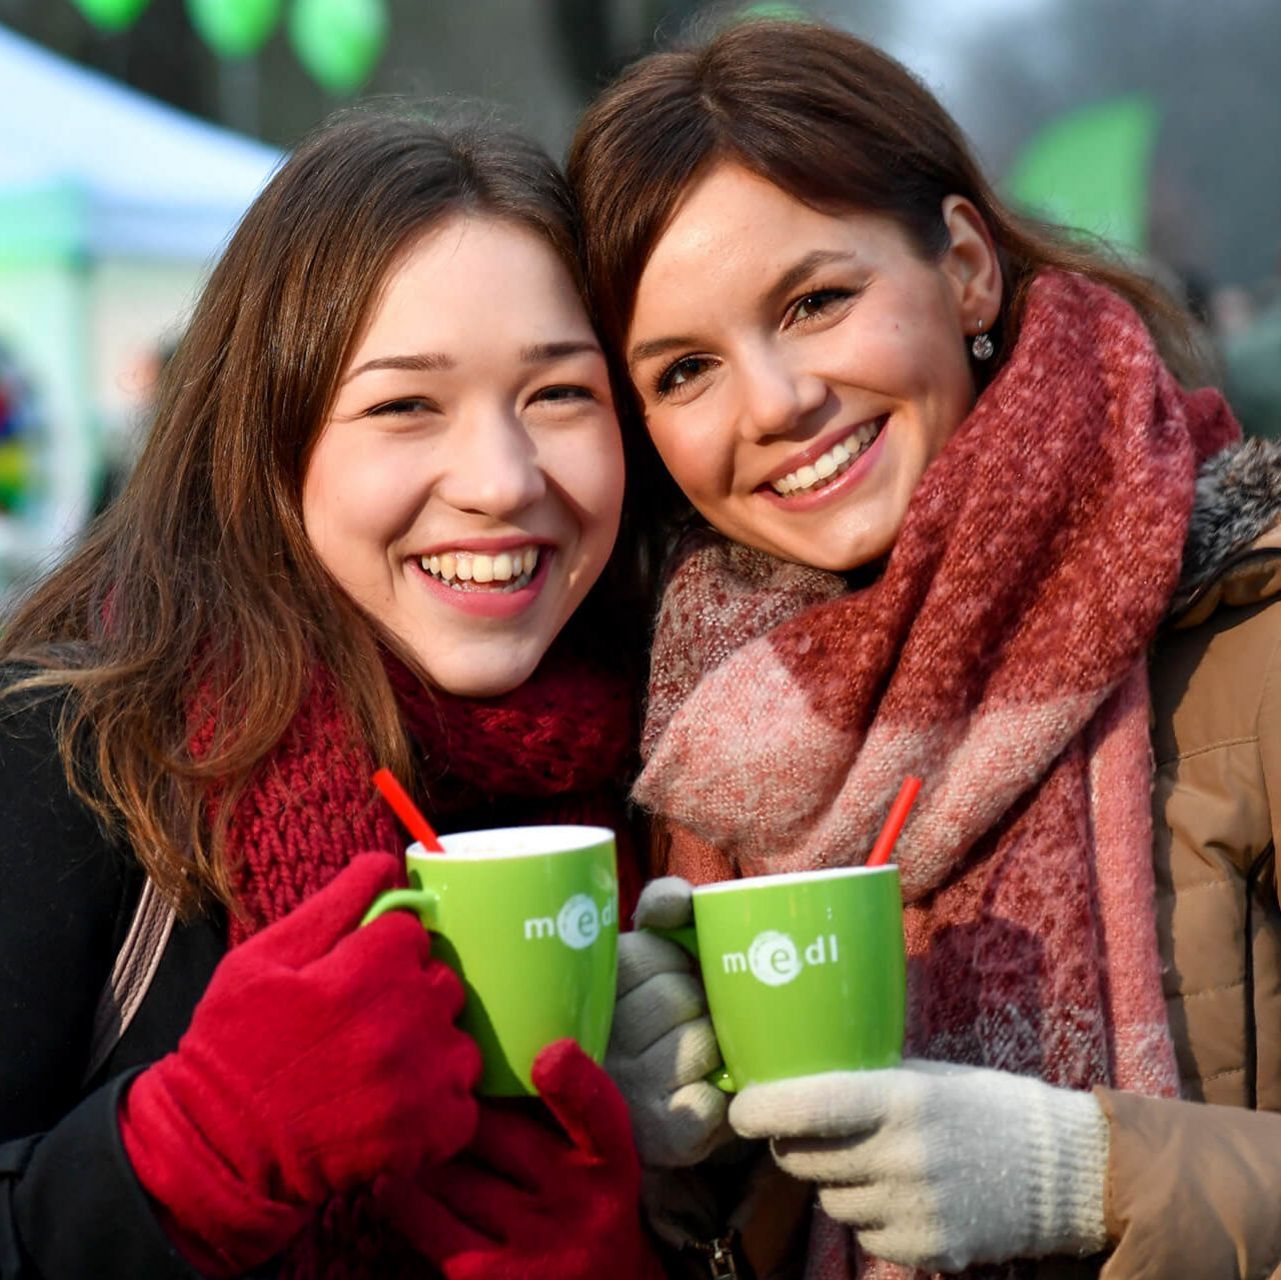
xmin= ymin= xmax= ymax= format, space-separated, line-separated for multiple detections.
xmin=522 ymin=893 xmax=617 ymax=950
xmin=721 ymin=929 xmax=840 ymax=986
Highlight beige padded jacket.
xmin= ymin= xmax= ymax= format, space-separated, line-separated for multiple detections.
xmin=1089 ymin=527 xmax=1281 ymax=1279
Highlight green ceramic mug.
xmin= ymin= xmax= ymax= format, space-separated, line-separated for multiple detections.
xmin=363 ymin=824 xmax=618 ymax=1096
xmin=664 ymin=865 xmax=906 ymax=1090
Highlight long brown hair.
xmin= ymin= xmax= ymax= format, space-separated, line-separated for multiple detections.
xmin=569 ymin=18 xmax=1203 ymax=416
xmin=1 ymin=108 xmax=595 ymax=915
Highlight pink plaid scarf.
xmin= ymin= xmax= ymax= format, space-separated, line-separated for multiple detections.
xmin=633 ymin=272 xmax=1239 ymax=1279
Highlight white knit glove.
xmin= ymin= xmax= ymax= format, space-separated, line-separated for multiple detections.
xmin=730 ymin=1060 xmax=1110 ymax=1273
xmin=605 ymin=877 xmax=731 ymax=1166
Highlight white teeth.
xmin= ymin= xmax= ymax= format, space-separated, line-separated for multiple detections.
xmin=418 ymin=546 xmax=542 ymax=592
xmin=770 ymin=420 xmax=885 ymax=497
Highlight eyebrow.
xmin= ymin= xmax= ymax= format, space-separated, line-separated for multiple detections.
xmin=627 ymin=248 xmax=861 ymax=370
xmin=343 ymin=352 xmax=452 ymax=383
xmin=344 ymin=340 xmax=602 ymax=384
xmin=519 ymin=340 xmax=603 ymax=364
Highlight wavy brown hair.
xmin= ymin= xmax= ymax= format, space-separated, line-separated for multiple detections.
xmin=0 ymin=109 xmax=598 ymax=916
xmin=568 ymin=18 xmax=1205 ymax=537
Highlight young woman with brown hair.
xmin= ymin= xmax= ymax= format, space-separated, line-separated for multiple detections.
xmin=0 ymin=110 xmax=660 ymax=1279
xmin=571 ymin=19 xmax=1281 ymax=1280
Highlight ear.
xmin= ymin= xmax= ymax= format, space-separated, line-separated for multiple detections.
xmin=938 ymin=196 xmax=1003 ymax=337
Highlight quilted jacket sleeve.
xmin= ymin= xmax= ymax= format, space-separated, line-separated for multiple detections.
xmin=0 ymin=686 xmax=198 ymax=1279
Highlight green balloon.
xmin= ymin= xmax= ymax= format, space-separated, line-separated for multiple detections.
xmin=187 ymin=0 xmax=282 ymax=58
xmin=70 ymin=0 xmax=151 ymax=32
xmin=735 ymin=1 xmax=809 ymax=20
xmin=1006 ymin=95 xmax=1160 ymax=254
xmin=288 ymin=0 xmax=388 ymax=95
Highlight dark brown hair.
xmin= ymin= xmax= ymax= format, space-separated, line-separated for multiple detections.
xmin=568 ymin=18 xmax=1201 ymax=389
xmin=1 ymin=108 xmax=596 ymax=914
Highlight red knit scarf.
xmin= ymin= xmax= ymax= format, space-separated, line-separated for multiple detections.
xmin=205 ymin=642 xmax=635 ymax=1278
xmin=633 ymin=272 xmax=1239 ymax=1280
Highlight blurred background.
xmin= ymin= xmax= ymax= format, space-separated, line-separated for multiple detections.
xmin=1 ymin=0 xmax=1279 ymax=595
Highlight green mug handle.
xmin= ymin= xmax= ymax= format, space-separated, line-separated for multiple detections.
xmin=361 ymin=884 xmax=440 ymax=929
xmin=652 ymin=924 xmax=736 ymax=1093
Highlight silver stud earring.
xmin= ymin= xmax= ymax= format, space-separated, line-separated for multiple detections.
xmin=970 ymin=324 xmax=994 ymax=361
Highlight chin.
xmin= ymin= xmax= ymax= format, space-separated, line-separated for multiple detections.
xmin=414 ymin=648 xmax=544 ymax=700
xmin=815 ymin=523 xmax=901 ymax=574
xmin=432 ymin=668 xmax=537 ymax=699
xmin=759 ymin=536 xmax=890 ymax=574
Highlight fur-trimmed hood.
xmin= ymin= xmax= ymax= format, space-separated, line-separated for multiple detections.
xmin=1172 ymin=437 xmax=1281 ymax=623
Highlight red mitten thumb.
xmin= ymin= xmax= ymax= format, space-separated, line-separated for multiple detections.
xmin=532 ymin=1038 xmax=640 ymax=1168
xmin=230 ymin=849 xmax=408 ymax=967
xmin=530 ymin=1039 xmax=664 ymax=1279
xmin=375 ymin=1042 xmax=662 ymax=1280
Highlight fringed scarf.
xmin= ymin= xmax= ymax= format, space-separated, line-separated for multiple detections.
xmin=203 ymin=642 xmax=636 ymax=1278
xmin=633 ymin=272 xmax=1239 ymax=1280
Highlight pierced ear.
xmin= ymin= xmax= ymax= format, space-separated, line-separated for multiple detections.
xmin=939 ymin=196 xmax=1003 ymax=334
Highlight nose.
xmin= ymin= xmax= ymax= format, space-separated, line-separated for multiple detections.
xmin=436 ymin=404 xmax=546 ymax=519
xmin=733 ymin=347 xmax=827 ymax=443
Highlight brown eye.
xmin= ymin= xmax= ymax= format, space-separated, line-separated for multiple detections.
xmin=655 ymin=355 xmax=712 ymax=398
xmin=369 ymin=397 xmax=434 ymax=416
xmin=790 ymin=289 xmax=852 ymax=324
xmin=533 ymin=385 xmax=592 ymax=403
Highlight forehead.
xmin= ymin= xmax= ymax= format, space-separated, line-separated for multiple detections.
xmin=352 ymin=215 xmax=590 ymax=354
xmin=631 ymin=163 xmax=904 ymax=326
xmin=656 ymin=162 xmax=825 ymax=251
xmin=379 ymin=215 xmax=571 ymax=306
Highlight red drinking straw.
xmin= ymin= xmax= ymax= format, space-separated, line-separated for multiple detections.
xmin=865 ymin=775 xmax=923 ymax=868
xmin=372 ymin=767 xmax=444 ymax=852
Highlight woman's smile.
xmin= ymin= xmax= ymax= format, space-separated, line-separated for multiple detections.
xmin=758 ymin=415 xmax=888 ymax=502
xmin=410 ymin=540 xmax=555 ymax=619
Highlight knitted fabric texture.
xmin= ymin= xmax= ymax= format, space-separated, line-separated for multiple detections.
xmin=633 ymin=272 xmax=1239 ymax=1280
xmin=197 ymin=643 xmax=635 ymax=1279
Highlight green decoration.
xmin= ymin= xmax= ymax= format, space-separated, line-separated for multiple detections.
xmin=288 ymin=0 xmax=388 ymax=95
xmin=69 ymin=0 xmax=151 ymax=33
xmin=1005 ymin=95 xmax=1160 ymax=254
xmin=736 ymin=1 xmax=809 ymax=19
xmin=187 ymin=0 xmax=282 ymax=58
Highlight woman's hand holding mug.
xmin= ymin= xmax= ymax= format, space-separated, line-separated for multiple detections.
xmin=605 ymin=876 xmax=731 ymax=1167
xmin=119 ymin=852 xmax=482 ymax=1276
xmin=731 ymin=1060 xmax=1110 ymax=1271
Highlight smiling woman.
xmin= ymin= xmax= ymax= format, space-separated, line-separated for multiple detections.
xmin=303 ymin=216 xmax=622 ymax=696
xmin=0 ymin=109 xmax=658 ymax=1280
xmin=625 ymin=165 xmax=996 ymax=570
xmin=571 ymin=17 xmax=1281 ymax=1280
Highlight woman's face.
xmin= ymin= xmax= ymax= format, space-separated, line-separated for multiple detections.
xmin=627 ymin=163 xmax=1002 ymax=571
xmin=303 ymin=216 xmax=624 ymax=697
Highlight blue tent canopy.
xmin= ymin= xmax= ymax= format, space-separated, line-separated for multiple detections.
xmin=0 ymin=23 xmax=281 ymax=261
xmin=0 ymin=25 xmax=283 ymax=589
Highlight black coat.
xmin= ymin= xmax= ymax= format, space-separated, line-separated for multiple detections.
xmin=0 ymin=687 xmax=224 ymax=1278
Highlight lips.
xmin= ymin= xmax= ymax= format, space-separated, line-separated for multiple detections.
xmin=419 ymin=546 xmax=541 ymax=592
xmin=765 ymin=416 xmax=888 ymax=498
xmin=411 ymin=545 xmax=554 ymax=619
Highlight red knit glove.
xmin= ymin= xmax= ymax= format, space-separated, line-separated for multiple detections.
xmin=373 ymin=1039 xmax=664 ymax=1279
xmin=120 ymin=852 xmax=483 ymax=1277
